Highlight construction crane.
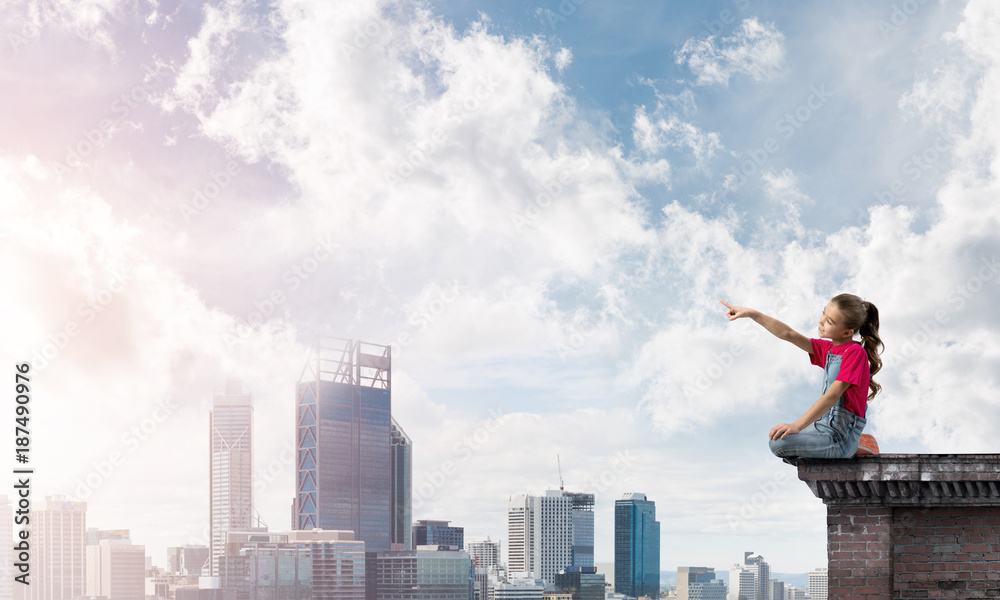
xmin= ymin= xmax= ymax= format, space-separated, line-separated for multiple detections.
xmin=557 ymin=454 xmax=564 ymax=491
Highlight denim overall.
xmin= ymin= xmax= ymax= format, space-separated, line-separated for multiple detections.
xmin=769 ymin=349 xmax=867 ymax=459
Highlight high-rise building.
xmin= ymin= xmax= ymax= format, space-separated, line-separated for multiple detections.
xmin=808 ymin=568 xmax=827 ymax=600
xmin=210 ymin=378 xmax=256 ymax=576
xmin=376 ymin=546 xmax=473 ymax=600
xmin=466 ymin=537 xmax=501 ymax=573
xmin=563 ymin=493 xmax=594 ymax=568
xmin=727 ymin=565 xmax=754 ymax=600
xmin=554 ymin=567 xmax=604 ymax=600
xmin=742 ymin=553 xmax=770 ymax=600
xmin=412 ymin=520 xmax=464 ymax=549
xmin=507 ymin=491 xmax=574 ymax=585
xmin=614 ymin=493 xmax=659 ymax=599
xmin=1 ymin=496 xmax=13 ymax=600
xmin=390 ymin=419 xmax=412 ymax=550
xmin=507 ymin=499 xmax=529 ymax=576
xmin=85 ymin=537 xmax=145 ymax=600
xmin=295 ymin=339 xmax=393 ymax=552
xmin=22 ymin=496 xmax=87 ymax=600
xmin=677 ymin=567 xmax=726 ymax=600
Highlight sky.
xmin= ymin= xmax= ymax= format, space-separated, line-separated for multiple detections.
xmin=1 ymin=0 xmax=999 ymax=579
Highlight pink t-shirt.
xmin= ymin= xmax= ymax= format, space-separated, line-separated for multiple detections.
xmin=810 ymin=338 xmax=870 ymax=417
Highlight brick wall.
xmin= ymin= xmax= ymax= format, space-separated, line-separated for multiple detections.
xmin=893 ymin=507 xmax=1000 ymax=598
xmin=828 ymin=506 xmax=893 ymax=599
xmin=797 ymin=455 xmax=1000 ymax=600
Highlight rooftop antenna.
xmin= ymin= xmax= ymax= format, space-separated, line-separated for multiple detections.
xmin=558 ymin=454 xmax=564 ymax=491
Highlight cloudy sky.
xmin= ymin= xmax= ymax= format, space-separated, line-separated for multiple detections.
xmin=2 ymin=0 xmax=999 ymax=578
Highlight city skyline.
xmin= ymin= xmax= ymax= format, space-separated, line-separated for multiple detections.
xmin=4 ymin=0 xmax=1000 ymax=576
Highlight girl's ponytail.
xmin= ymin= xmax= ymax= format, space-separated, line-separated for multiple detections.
xmin=860 ymin=301 xmax=884 ymax=401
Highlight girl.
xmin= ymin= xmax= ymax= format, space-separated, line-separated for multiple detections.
xmin=720 ymin=294 xmax=884 ymax=459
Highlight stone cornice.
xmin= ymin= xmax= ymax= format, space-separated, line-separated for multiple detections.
xmin=795 ymin=454 xmax=1000 ymax=506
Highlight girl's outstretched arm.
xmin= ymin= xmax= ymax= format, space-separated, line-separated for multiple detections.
xmin=720 ymin=300 xmax=811 ymax=353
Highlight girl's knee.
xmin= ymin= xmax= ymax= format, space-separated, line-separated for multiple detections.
xmin=768 ymin=437 xmax=790 ymax=457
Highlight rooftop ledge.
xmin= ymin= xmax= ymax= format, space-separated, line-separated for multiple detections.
xmin=795 ymin=454 xmax=1000 ymax=506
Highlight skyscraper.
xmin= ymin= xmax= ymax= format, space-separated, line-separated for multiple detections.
xmin=507 ymin=491 xmax=573 ymax=585
xmin=390 ymin=418 xmax=412 ymax=550
xmin=614 ymin=493 xmax=659 ymax=598
xmin=210 ymin=378 xmax=256 ymax=576
xmin=295 ymin=338 xmax=393 ymax=552
xmin=742 ymin=553 xmax=770 ymax=600
xmin=564 ymin=492 xmax=594 ymax=568
xmin=22 ymin=496 xmax=87 ymax=600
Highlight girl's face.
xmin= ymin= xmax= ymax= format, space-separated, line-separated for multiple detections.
xmin=818 ymin=302 xmax=855 ymax=342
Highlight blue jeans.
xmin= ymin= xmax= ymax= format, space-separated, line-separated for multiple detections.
xmin=769 ymin=403 xmax=866 ymax=459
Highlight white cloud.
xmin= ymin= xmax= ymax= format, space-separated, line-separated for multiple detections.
xmin=675 ymin=17 xmax=786 ymax=86
xmin=1 ymin=0 xmax=127 ymax=52
xmin=632 ymin=105 xmax=723 ymax=170
xmin=554 ymin=47 xmax=572 ymax=72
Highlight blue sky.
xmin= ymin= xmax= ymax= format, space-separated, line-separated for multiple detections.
xmin=2 ymin=0 xmax=999 ymax=581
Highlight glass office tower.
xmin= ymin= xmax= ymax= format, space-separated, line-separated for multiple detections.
xmin=390 ymin=419 xmax=412 ymax=550
xmin=564 ymin=492 xmax=595 ymax=568
xmin=614 ymin=493 xmax=660 ymax=598
xmin=295 ymin=339 xmax=392 ymax=552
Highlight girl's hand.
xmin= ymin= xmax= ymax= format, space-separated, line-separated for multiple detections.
xmin=769 ymin=422 xmax=802 ymax=440
xmin=720 ymin=300 xmax=756 ymax=321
